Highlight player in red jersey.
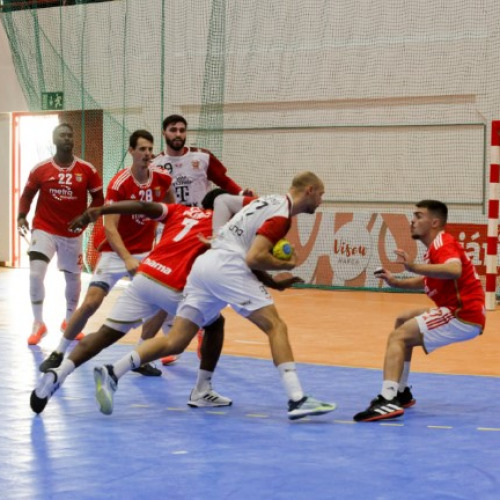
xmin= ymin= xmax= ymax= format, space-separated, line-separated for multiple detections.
xmin=37 ymin=130 xmax=173 ymax=375
xmin=354 ymin=200 xmax=486 ymax=422
xmin=89 ymin=172 xmax=337 ymax=421
xmin=17 ymin=123 xmax=104 ymax=346
xmin=29 ymin=190 xmax=300 ymax=414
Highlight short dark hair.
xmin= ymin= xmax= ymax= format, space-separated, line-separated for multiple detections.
xmin=162 ymin=114 xmax=187 ymax=131
xmin=53 ymin=122 xmax=73 ymax=137
xmin=129 ymin=129 xmax=154 ymax=149
xmin=201 ymin=188 xmax=228 ymax=210
xmin=415 ymin=199 xmax=448 ymax=225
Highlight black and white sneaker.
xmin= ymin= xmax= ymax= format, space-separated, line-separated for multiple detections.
xmin=30 ymin=370 xmax=60 ymax=414
xmin=353 ymin=395 xmax=404 ymax=422
xmin=131 ymin=362 xmax=162 ymax=377
xmin=39 ymin=351 xmax=64 ymax=373
xmin=397 ymin=387 xmax=416 ymax=408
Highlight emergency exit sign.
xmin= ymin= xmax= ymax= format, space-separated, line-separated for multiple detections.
xmin=41 ymin=92 xmax=64 ymax=110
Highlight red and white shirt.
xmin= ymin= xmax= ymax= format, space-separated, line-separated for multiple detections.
xmin=424 ymin=231 xmax=485 ymax=329
xmin=20 ymin=157 xmax=102 ymax=238
xmin=96 ymin=166 xmax=172 ymax=254
xmin=152 ymin=147 xmax=242 ymax=206
xmin=213 ymin=194 xmax=292 ymax=258
xmin=137 ymin=204 xmax=214 ymax=291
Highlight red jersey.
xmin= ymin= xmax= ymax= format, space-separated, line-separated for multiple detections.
xmin=424 ymin=231 xmax=485 ymax=329
xmin=137 ymin=204 xmax=213 ymax=291
xmin=97 ymin=167 xmax=172 ymax=254
xmin=20 ymin=157 xmax=102 ymax=238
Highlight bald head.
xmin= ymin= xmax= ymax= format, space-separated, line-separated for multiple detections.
xmin=291 ymin=171 xmax=324 ymax=191
xmin=289 ymin=171 xmax=325 ymax=215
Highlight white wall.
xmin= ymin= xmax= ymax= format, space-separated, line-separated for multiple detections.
xmin=0 ymin=24 xmax=27 ymax=112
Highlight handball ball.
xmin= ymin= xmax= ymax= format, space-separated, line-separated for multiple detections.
xmin=272 ymin=239 xmax=292 ymax=260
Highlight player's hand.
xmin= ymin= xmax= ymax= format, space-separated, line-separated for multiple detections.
xmin=197 ymin=233 xmax=213 ymax=246
xmin=242 ymin=188 xmax=257 ymax=197
xmin=394 ymin=249 xmax=415 ymax=272
xmin=271 ymin=275 xmax=304 ymax=291
xmin=124 ymin=256 xmax=140 ymax=277
xmin=374 ymin=267 xmax=398 ymax=286
xmin=17 ymin=217 xmax=29 ymax=232
xmin=68 ymin=208 xmax=101 ymax=233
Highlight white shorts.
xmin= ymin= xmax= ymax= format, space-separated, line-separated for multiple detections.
xmin=415 ymin=307 xmax=481 ymax=354
xmin=105 ymin=273 xmax=181 ymax=334
xmin=29 ymin=229 xmax=82 ymax=273
xmin=177 ymin=249 xmax=274 ymax=327
xmin=90 ymin=251 xmax=149 ymax=293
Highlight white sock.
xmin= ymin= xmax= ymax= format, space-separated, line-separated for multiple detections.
xmin=30 ymin=260 xmax=48 ymax=323
xmin=55 ymin=359 xmax=76 ymax=385
xmin=194 ymin=369 xmax=213 ymax=394
xmin=112 ymin=350 xmax=141 ymax=379
xmin=381 ymin=380 xmax=399 ymax=401
xmin=56 ymin=337 xmax=73 ymax=355
xmin=277 ymin=362 xmax=304 ymax=402
xmin=64 ymin=271 xmax=81 ymax=320
xmin=398 ymin=362 xmax=411 ymax=392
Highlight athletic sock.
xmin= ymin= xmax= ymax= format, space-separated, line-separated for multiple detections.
xmin=381 ymin=380 xmax=399 ymax=401
xmin=277 ymin=362 xmax=304 ymax=402
xmin=55 ymin=337 xmax=72 ymax=355
xmin=194 ymin=369 xmax=213 ymax=394
xmin=398 ymin=362 xmax=411 ymax=392
xmin=30 ymin=260 xmax=48 ymax=323
xmin=112 ymin=350 xmax=141 ymax=379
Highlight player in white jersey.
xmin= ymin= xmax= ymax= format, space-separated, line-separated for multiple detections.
xmin=152 ymin=114 xmax=252 ymax=206
xmin=141 ymin=114 xmax=254 ymax=364
xmin=93 ymin=171 xmax=337 ymax=421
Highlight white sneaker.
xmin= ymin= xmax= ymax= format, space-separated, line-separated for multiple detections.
xmin=187 ymin=389 xmax=232 ymax=408
xmin=287 ymin=395 xmax=337 ymax=420
xmin=94 ymin=365 xmax=118 ymax=415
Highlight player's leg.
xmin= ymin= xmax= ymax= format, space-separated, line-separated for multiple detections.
xmin=27 ymin=229 xmax=56 ymax=345
xmin=188 ymin=314 xmax=232 ymax=407
xmin=39 ymin=286 xmax=108 ymax=372
xmin=246 ymin=304 xmax=336 ymax=420
xmin=353 ymin=314 xmax=425 ymax=422
xmin=136 ymin=309 xmax=177 ymax=371
xmin=393 ymin=307 xmax=428 ymax=407
xmin=30 ymin=278 xmax=153 ymax=414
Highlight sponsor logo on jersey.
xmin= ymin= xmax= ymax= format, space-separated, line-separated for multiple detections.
xmin=143 ymin=258 xmax=172 ymax=275
xmin=75 ymin=173 xmax=83 ymax=182
xmin=191 ymin=159 xmax=200 ymax=169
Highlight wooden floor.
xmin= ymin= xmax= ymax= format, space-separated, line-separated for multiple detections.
xmin=3 ymin=265 xmax=499 ymax=377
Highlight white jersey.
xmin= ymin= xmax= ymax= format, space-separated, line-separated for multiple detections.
xmin=212 ymin=194 xmax=292 ymax=258
xmin=152 ymin=146 xmax=241 ymax=206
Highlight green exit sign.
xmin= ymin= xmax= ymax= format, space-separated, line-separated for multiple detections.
xmin=41 ymin=92 xmax=64 ymax=110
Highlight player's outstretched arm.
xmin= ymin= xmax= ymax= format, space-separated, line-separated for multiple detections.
xmin=69 ymin=201 xmax=164 ymax=233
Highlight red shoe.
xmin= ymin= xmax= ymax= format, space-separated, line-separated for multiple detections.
xmin=28 ymin=322 xmax=47 ymax=345
xmin=197 ymin=329 xmax=204 ymax=360
xmin=161 ymin=355 xmax=178 ymax=366
xmin=60 ymin=320 xmax=85 ymax=341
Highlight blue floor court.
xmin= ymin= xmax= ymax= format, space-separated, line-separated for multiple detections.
xmin=2 ymin=333 xmax=500 ymax=500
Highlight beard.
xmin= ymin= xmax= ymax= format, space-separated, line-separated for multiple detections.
xmin=166 ymin=136 xmax=185 ymax=152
